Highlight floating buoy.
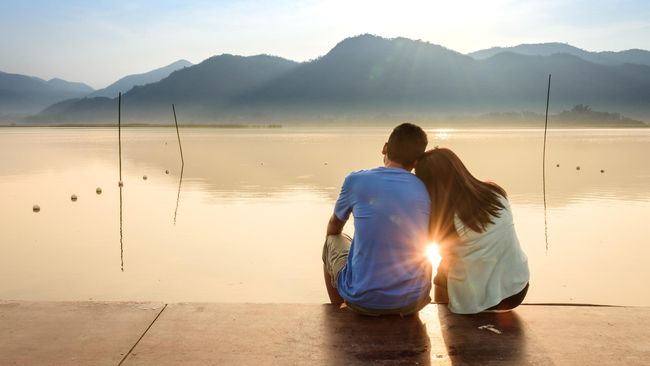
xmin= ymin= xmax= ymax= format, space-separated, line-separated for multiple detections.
xmin=143 ymin=175 xmax=148 ymax=180
xmin=165 ymin=170 xmax=169 ymax=174
xmin=576 ymin=166 xmax=580 ymax=171
xmin=600 ymin=169 xmax=605 ymax=173
xmin=556 ymin=164 xmax=560 ymax=167
xmin=71 ymin=194 xmax=78 ymax=202
xmin=32 ymin=204 xmax=40 ymax=213
xmin=96 ymin=187 xmax=102 ymax=194
xmin=118 ymin=181 xmax=123 ymax=187
xmin=324 ymin=162 xmax=328 ymax=165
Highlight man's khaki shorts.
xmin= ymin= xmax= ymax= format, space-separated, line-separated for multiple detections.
xmin=321 ymin=234 xmax=352 ymax=288
xmin=321 ymin=234 xmax=432 ymax=316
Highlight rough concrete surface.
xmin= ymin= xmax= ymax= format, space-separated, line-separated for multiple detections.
xmin=523 ymin=305 xmax=650 ymax=365
xmin=1 ymin=301 xmax=649 ymax=365
xmin=0 ymin=301 xmax=164 ymax=366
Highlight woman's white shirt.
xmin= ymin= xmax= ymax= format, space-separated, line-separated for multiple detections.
xmin=444 ymin=195 xmax=530 ymax=314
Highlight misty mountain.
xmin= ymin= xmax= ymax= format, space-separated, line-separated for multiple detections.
xmin=0 ymin=71 xmax=93 ymax=116
xmin=45 ymin=78 xmax=94 ymax=94
xmin=36 ymin=54 xmax=299 ymax=123
xmin=240 ymin=36 xmax=476 ymax=109
xmin=90 ymin=59 xmax=193 ymax=98
xmin=469 ymin=42 xmax=650 ymax=66
xmin=32 ymin=35 xmax=650 ymax=125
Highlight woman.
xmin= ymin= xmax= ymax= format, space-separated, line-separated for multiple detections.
xmin=415 ymin=147 xmax=529 ymax=314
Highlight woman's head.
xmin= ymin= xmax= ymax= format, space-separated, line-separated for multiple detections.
xmin=415 ymin=148 xmax=506 ymax=241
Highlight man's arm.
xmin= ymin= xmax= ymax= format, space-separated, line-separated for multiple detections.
xmin=329 ymin=173 xmax=353 ymax=236
xmin=326 ymin=213 xmax=346 ymax=236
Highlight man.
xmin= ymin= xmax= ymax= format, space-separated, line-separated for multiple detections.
xmin=322 ymin=123 xmax=431 ymax=316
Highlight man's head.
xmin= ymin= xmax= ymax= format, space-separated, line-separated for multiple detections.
xmin=382 ymin=123 xmax=428 ymax=170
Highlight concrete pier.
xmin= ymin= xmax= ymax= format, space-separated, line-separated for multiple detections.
xmin=1 ymin=301 xmax=648 ymax=365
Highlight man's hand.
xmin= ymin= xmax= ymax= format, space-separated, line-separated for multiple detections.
xmin=326 ymin=213 xmax=346 ymax=236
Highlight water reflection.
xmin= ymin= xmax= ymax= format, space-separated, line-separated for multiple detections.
xmin=111 ymin=128 xmax=650 ymax=205
xmin=0 ymin=127 xmax=648 ymax=305
xmin=1 ymin=128 xmax=648 ymax=205
xmin=432 ymin=129 xmax=451 ymax=140
xmin=119 ymin=184 xmax=124 ymax=272
xmin=174 ymin=165 xmax=184 ymax=225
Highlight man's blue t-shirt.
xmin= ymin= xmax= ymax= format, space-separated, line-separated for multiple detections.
xmin=334 ymin=167 xmax=432 ymax=309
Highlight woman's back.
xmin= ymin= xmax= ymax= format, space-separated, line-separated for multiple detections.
xmin=444 ymin=195 xmax=529 ymax=314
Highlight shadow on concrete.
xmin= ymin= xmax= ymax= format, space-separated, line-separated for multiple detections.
xmin=437 ymin=305 xmax=538 ymax=365
xmin=321 ymin=304 xmax=432 ymax=365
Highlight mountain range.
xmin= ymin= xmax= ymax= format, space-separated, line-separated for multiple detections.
xmin=89 ymin=59 xmax=192 ymax=98
xmin=469 ymin=42 xmax=650 ymax=66
xmin=0 ymin=72 xmax=93 ymax=116
xmin=0 ymin=60 xmax=192 ymax=118
xmin=4 ymin=35 xmax=650 ymax=125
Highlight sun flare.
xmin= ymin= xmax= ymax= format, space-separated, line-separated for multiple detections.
xmin=426 ymin=243 xmax=442 ymax=267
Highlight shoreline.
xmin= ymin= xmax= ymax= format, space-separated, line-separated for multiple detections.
xmin=1 ymin=123 xmax=649 ymax=129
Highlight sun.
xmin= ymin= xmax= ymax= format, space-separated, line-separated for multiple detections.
xmin=426 ymin=243 xmax=442 ymax=267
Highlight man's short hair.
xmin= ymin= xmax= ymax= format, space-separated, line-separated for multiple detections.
xmin=386 ymin=123 xmax=428 ymax=167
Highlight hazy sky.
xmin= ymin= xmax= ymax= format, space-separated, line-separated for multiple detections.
xmin=2 ymin=0 xmax=649 ymax=88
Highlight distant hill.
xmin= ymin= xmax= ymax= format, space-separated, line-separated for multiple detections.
xmin=468 ymin=42 xmax=650 ymax=66
xmin=30 ymin=35 xmax=650 ymax=125
xmin=0 ymin=71 xmax=93 ymax=116
xmin=553 ymin=104 xmax=645 ymax=126
xmin=470 ymin=104 xmax=646 ymax=127
xmin=34 ymin=54 xmax=299 ymax=123
xmin=89 ymin=60 xmax=193 ymax=98
xmin=46 ymin=78 xmax=94 ymax=94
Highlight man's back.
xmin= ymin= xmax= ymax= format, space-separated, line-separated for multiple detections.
xmin=334 ymin=167 xmax=431 ymax=309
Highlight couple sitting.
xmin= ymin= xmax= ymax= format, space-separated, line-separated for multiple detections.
xmin=322 ymin=123 xmax=530 ymax=315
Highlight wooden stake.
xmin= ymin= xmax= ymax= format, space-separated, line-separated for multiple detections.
xmin=172 ymin=104 xmax=184 ymax=166
xmin=172 ymin=104 xmax=185 ymax=225
xmin=118 ymin=92 xmax=122 ymax=182
xmin=543 ymin=74 xmax=551 ymax=253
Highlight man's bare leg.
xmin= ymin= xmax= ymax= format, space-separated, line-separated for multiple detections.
xmin=324 ymin=264 xmax=344 ymax=305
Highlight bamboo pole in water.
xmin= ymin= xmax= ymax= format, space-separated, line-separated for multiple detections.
xmin=119 ymin=184 xmax=124 ymax=272
xmin=543 ymin=74 xmax=551 ymax=253
xmin=118 ymin=92 xmax=122 ymax=182
xmin=172 ymin=104 xmax=184 ymax=166
xmin=174 ymin=165 xmax=184 ymax=226
xmin=118 ymin=92 xmax=124 ymax=271
xmin=172 ymin=104 xmax=185 ymax=225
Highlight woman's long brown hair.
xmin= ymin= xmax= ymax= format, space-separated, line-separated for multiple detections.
xmin=415 ymin=148 xmax=507 ymax=243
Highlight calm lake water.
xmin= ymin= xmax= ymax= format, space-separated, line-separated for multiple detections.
xmin=1 ymin=127 xmax=649 ymax=305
